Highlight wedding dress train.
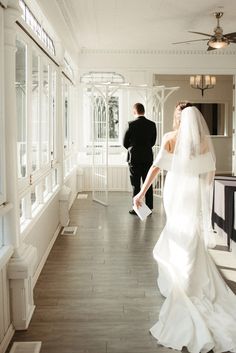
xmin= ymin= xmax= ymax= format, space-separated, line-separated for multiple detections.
xmin=150 ymin=108 xmax=236 ymax=353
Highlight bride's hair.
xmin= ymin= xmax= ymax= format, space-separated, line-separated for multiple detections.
xmin=175 ymin=101 xmax=192 ymax=111
xmin=173 ymin=101 xmax=192 ymax=130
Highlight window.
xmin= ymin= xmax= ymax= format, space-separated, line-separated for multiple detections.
xmin=16 ymin=30 xmax=59 ymax=235
xmin=63 ymin=78 xmax=75 ymax=178
xmin=80 ymin=71 xmax=125 ymax=84
xmin=19 ymin=0 xmax=55 ymax=55
xmin=20 ymin=197 xmax=27 ymax=226
xmin=16 ymin=36 xmax=58 ymax=183
xmin=16 ymin=39 xmax=27 ymax=179
xmin=93 ymin=96 xmax=119 ymax=142
xmin=64 ymin=81 xmax=69 ymax=151
xmin=81 ymin=72 xmax=123 ymax=147
xmin=31 ymin=187 xmax=38 ymax=214
xmin=31 ymin=51 xmax=40 ymax=172
xmin=64 ymin=57 xmax=74 ymax=80
xmin=63 ymin=78 xmax=74 ymax=153
xmin=52 ymin=168 xmax=58 ymax=188
xmin=51 ymin=70 xmax=57 ymax=162
xmin=41 ymin=63 xmax=50 ymax=165
xmin=19 ymin=164 xmax=59 ymax=233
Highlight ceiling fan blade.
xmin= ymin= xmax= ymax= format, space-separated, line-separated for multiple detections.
xmin=172 ymin=38 xmax=209 ymax=44
xmin=188 ymin=31 xmax=212 ymax=37
xmin=224 ymin=32 xmax=236 ymax=39
xmin=207 ymin=46 xmax=216 ymax=51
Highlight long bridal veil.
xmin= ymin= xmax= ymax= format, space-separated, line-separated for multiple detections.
xmin=170 ymin=106 xmax=216 ymax=249
xmin=150 ymin=106 xmax=236 ymax=353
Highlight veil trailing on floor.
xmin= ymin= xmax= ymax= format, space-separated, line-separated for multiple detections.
xmin=150 ymin=107 xmax=236 ymax=353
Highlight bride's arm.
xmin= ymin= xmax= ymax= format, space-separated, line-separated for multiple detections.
xmin=133 ymin=165 xmax=160 ymax=208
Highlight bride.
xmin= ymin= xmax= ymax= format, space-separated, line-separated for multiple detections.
xmin=133 ymin=102 xmax=236 ymax=353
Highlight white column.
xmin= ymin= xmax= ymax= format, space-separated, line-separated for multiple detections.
xmin=4 ymin=1 xmax=21 ymax=250
xmin=4 ymin=1 xmax=37 ymax=330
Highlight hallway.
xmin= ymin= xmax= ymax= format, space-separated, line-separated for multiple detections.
xmin=8 ymin=193 xmax=171 ymax=353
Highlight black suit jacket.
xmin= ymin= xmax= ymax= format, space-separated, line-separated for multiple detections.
xmin=123 ymin=116 xmax=157 ymax=164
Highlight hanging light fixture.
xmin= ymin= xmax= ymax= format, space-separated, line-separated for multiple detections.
xmin=190 ymin=75 xmax=216 ymax=96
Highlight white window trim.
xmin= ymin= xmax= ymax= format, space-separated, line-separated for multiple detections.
xmin=62 ymin=77 xmax=76 ymax=179
xmin=18 ymin=0 xmax=56 ymax=56
xmin=83 ymin=90 xmax=123 ymax=150
xmin=20 ymin=183 xmax=60 ymax=241
xmin=16 ymin=28 xmax=58 ymax=196
xmin=15 ymin=27 xmax=61 ymax=237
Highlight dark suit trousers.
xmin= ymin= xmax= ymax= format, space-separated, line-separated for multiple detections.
xmin=128 ymin=162 xmax=153 ymax=209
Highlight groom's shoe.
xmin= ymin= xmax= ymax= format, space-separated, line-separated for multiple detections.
xmin=129 ymin=209 xmax=137 ymax=215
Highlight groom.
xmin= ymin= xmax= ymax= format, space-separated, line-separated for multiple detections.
xmin=123 ymin=103 xmax=157 ymax=214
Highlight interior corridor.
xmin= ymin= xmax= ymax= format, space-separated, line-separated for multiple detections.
xmin=6 ymin=192 xmax=235 ymax=353
xmin=6 ymin=193 xmax=168 ymax=353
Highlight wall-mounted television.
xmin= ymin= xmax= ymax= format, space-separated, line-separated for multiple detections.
xmin=192 ymin=103 xmax=227 ymax=136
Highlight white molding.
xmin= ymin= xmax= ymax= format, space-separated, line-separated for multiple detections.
xmin=32 ymin=223 xmax=61 ymax=288
xmin=20 ymin=186 xmax=60 ymax=241
xmin=0 ymin=245 xmax=13 ymax=269
xmin=0 ymin=324 xmax=14 ymax=353
xmin=79 ymin=48 xmax=236 ymax=56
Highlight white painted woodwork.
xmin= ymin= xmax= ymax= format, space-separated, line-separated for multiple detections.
xmin=39 ymin=0 xmax=236 ymax=52
xmin=7 ymin=244 xmax=37 ymax=330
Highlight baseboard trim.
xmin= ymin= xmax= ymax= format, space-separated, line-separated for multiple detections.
xmin=0 ymin=324 xmax=14 ymax=353
xmin=32 ymin=224 xmax=61 ymax=288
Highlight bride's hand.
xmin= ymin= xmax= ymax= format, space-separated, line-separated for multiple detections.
xmin=133 ymin=192 xmax=144 ymax=209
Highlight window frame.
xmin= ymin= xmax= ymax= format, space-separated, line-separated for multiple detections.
xmin=16 ymin=29 xmax=58 ymax=191
xmin=15 ymin=28 xmax=60 ymax=236
xmin=83 ymin=88 xmax=123 ymax=148
xmin=62 ymin=76 xmax=76 ymax=179
xmin=19 ymin=0 xmax=56 ymax=56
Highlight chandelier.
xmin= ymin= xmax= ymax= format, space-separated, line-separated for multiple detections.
xmin=190 ymin=75 xmax=216 ymax=96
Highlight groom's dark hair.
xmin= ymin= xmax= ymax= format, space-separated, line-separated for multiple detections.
xmin=176 ymin=101 xmax=192 ymax=111
xmin=134 ymin=103 xmax=145 ymax=115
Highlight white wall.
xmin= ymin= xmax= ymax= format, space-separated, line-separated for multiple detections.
xmin=77 ymin=51 xmax=236 ymax=175
xmin=65 ymin=169 xmax=78 ymax=209
xmin=24 ymin=194 xmax=60 ymax=273
xmin=155 ymin=74 xmax=233 ymax=174
xmin=22 ymin=170 xmax=77 ymax=281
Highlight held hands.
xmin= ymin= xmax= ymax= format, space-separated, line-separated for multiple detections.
xmin=133 ymin=192 xmax=144 ymax=209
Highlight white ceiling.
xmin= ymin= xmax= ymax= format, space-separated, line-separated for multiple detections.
xmin=38 ymin=0 xmax=236 ymax=52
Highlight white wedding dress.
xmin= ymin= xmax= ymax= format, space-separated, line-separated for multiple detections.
xmin=150 ymin=107 xmax=236 ymax=353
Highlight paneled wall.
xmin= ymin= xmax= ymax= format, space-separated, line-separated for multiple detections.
xmin=0 ymin=253 xmax=14 ymax=353
xmin=78 ymin=165 xmax=131 ymax=192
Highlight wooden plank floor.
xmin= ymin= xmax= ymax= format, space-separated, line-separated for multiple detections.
xmin=7 ymin=192 xmax=236 ymax=353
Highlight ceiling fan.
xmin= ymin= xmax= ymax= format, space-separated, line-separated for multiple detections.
xmin=173 ymin=12 xmax=236 ymax=51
